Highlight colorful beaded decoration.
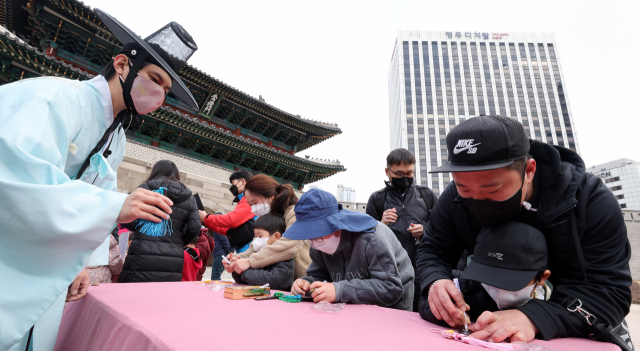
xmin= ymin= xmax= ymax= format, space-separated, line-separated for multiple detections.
xmin=274 ymin=292 xmax=302 ymax=303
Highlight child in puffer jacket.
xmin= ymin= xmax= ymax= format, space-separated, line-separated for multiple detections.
xmin=232 ymin=213 xmax=294 ymax=291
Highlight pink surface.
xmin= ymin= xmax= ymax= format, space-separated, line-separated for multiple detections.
xmin=55 ymin=282 xmax=621 ymax=351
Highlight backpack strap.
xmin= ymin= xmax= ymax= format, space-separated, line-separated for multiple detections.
xmin=375 ymin=188 xmax=389 ymax=219
xmin=416 ymin=186 xmax=434 ymax=221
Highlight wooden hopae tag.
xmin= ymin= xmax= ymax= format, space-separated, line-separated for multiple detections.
xmin=223 ymin=286 xmax=271 ymax=300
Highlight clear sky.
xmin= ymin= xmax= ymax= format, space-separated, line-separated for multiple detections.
xmin=93 ymin=0 xmax=640 ymax=201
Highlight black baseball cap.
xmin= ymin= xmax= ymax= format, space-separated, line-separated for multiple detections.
xmin=430 ymin=115 xmax=530 ymax=173
xmin=460 ymin=221 xmax=547 ymax=291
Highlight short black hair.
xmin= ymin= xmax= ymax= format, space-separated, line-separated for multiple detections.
xmin=253 ymin=213 xmax=286 ymax=236
xmin=229 ymin=169 xmax=253 ymax=183
xmin=506 ymin=154 xmax=532 ymax=177
xmin=101 ymin=58 xmax=151 ymax=81
xmin=386 ymin=148 xmax=416 ymax=168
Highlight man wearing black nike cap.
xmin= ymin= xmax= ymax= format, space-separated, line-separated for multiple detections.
xmin=415 ymin=116 xmax=632 ymax=348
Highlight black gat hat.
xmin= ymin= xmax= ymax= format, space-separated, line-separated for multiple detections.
xmin=95 ymin=9 xmax=199 ymax=110
xmin=431 ymin=115 xmax=529 ymax=173
xmin=460 ymin=221 xmax=548 ymax=291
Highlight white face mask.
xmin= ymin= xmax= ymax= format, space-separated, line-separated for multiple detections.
xmin=252 ymin=237 xmax=269 ymax=252
xmin=482 ymin=283 xmax=545 ymax=310
xmin=251 ymin=203 xmax=271 ymax=217
xmin=311 ymin=232 xmax=341 ymax=255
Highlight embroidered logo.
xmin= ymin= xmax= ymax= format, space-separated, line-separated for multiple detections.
xmin=453 ymin=139 xmax=481 ymax=154
xmin=488 ymin=252 xmax=503 ymax=260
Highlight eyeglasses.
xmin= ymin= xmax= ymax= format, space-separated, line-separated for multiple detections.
xmin=388 ymin=169 xmax=415 ymax=178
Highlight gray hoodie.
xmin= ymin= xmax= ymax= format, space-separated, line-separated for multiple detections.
xmin=301 ymin=222 xmax=415 ymax=311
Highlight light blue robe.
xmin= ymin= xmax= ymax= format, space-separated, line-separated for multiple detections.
xmin=0 ymin=76 xmax=129 ymax=351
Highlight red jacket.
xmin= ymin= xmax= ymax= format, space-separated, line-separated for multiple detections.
xmin=195 ymin=230 xmax=215 ymax=281
xmin=182 ymin=247 xmax=202 ymax=282
xmin=203 ymin=196 xmax=255 ymax=235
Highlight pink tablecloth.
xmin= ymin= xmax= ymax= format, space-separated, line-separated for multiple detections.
xmin=54 ymin=282 xmax=620 ymax=351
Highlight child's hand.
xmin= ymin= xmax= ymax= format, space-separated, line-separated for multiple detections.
xmin=229 ymin=254 xmax=239 ymax=262
xmin=234 ymin=258 xmax=251 ymax=274
xmin=310 ymin=281 xmax=336 ymax=303
xmin=223 ymin=259 xmax=233 ymax=273
xmin=291 ymin=279 xmax=311 ymax=295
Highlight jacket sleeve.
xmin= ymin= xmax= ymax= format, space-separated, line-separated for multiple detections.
xmin=238 ymin=245 xmax=256 ymax=259
xmin=366 ymin=192 xmax=382 ymax=221
xmin=247 ymin=238 xmax=300 ymax=269
xmin=183 ymin=197 xmax=202 ymax=246
xmin=241 ymin=260 xmax=295 ymax=291
xmin=218 ymin=233 xmax=231 ymax=254
xmin=415 ymin=186 xmax=465 ymax=295
xmin=203 ymin=198 xmax=254 ymax=231
xmin=516 ymin=178 xmax=632 ymax=340
xmin=301 ymin=248 xmax=332 ymax=284
xmin=107 ymin=235 xmax=124 ymax=276
xmin=332 ymin=236 xmax=404 ymax=307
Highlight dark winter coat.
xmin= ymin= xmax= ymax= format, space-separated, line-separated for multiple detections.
xmin=119 ymin=178 xmax=201 ymax=283
xmin=366 ymin=182 xmax=437 ymax=267
xmin=415 ymin=140 xmax=632 ymax=340
xmin=212 ymin=231 xmax=231 ymax=256
xmin=301 ymin=223 xmax=415 ymax=311
xmin=232 ymin=258 xmax=295 ymax=291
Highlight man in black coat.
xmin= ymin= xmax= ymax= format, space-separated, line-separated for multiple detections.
xmin=416 ymin=116 xmax=632 ymax=347
xmin=366 ymin=148 xmax=437 ymax=311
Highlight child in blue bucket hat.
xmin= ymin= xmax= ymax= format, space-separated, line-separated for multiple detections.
xmin=285 ymin=189 xmax=415 ymax=311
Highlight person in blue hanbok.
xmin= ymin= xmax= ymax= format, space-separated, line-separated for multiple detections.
xmin=0 ymin=9 xmax=200 ymax=351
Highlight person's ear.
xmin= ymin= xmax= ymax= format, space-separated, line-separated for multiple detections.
xmin=538 ymin=270 xmax=551 ymax=285
xmin=526 ymin=159 xmax=537 ymax=184
xmin=113 ymin=54 xmax=129 ymax=78
xmin=273 ymin=232 xmax=281 ymax=241
xmin=385 ymin=168 xmax=391 ymax=178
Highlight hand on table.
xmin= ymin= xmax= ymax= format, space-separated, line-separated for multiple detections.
xmin=469 ymin=310 xmax=538 ymax=343
xmin=408 ymin=223 xmax=423 ymax=238
xmin=233 ymin=258 xmax=251 ymax=274
xmin=117 ymin=188 xmax=173 ymax=224
xmin=428 ymin=279 xmax=470 ymax=327
xmin=291 ymin=278 xmax=311 ymax=295
xmin=66 ymin=269 xmax=90 ymax=302
xmin=199 ymin=210 xmax=207 ymax=223
xmin=310 ymin=281 xmax=336 ymax=303
xmin=381 ymin=208 xmax=397 ymax=226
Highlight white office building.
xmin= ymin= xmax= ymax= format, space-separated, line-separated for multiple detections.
xmin=337 ymin=184 xmax=356 ymax=203
xmin=388 ymin=31 xmax=579 ymax=195
xmin=587 ymin=159 xmax=640 ymax=210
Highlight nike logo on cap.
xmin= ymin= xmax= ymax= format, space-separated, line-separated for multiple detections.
xmin=453 ymin=139 xmax=481 ymax=154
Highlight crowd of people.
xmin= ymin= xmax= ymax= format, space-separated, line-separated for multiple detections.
xmin=0 ymin=8 xmax=634 ymax=351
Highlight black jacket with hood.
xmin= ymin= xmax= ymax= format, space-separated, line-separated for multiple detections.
xmin=415 ymin=140 xmax=632 ymax=340
xmin=119 ymin=177 xmax=201 ymax=283
xmin=366 ymin=182 xmax=437 ymax=267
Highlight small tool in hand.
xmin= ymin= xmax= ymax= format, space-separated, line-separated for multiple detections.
xmin=453 ymin=278 xmax=471 ymax=336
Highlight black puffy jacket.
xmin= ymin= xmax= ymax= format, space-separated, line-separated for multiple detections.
xmin=119 ymin=178 xmax=201 ymax=282
xmin=416 ymin=140 xmax=632 ymax=340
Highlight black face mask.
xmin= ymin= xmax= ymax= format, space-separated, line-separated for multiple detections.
xmin=229 ymin=184 xmax=239 ymax=197
xmin=391 ymin=176 xmax=413 ymax=192
xmin=457 ymin=166 xmax=527 ymax=228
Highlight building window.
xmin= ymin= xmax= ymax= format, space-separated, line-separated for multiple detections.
xmin=621 ymin=204 xmax=627 ymax=209
xmin=610 ymin=185 xmax=622 ymax=191
xmin=615 ymin=194 xmax=625 ymax=200
xmin=604 ymin=176 xmax=621 ymax=183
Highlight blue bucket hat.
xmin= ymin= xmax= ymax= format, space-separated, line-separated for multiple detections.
xmin=284 ymin=189 xmax=378 ymax=240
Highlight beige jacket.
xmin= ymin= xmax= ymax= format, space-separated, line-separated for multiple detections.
xmin=239 ymin=205 xmax=311 ymax=279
